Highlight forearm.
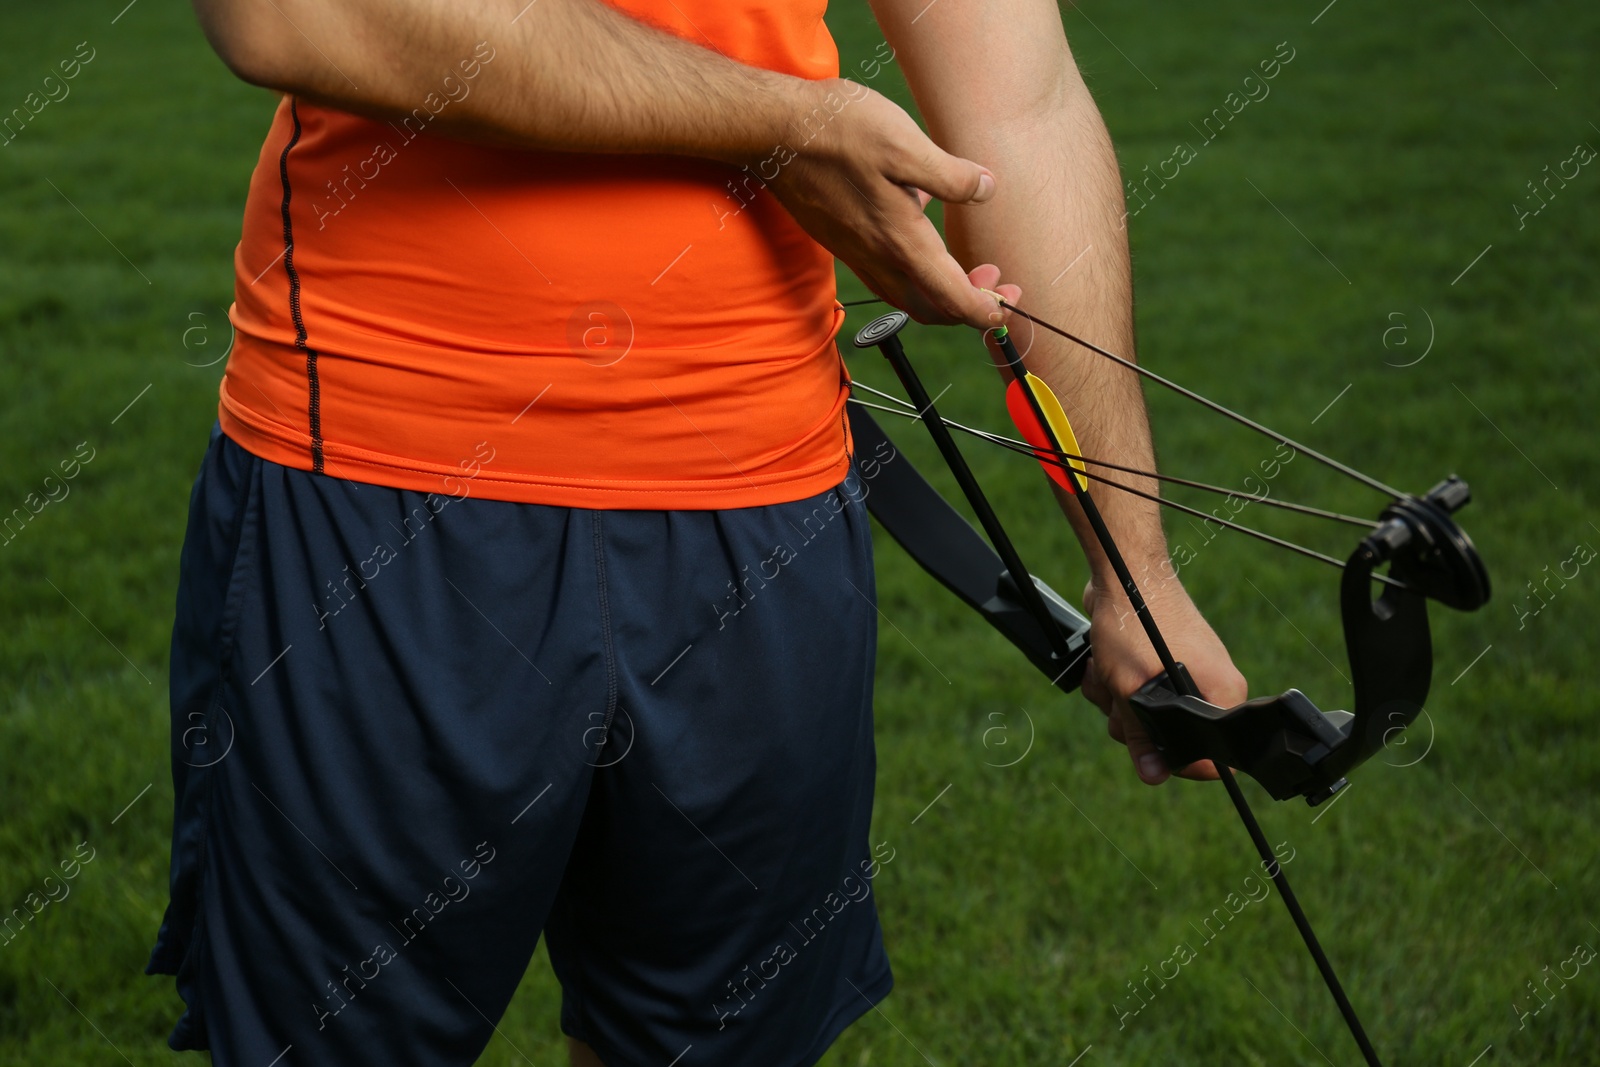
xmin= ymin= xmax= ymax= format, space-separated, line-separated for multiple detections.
xmin=192 ymin=0 xmax=814 ymax=163
xmin=873 ymin=0 xmax=1244 ymax=750
xmin=942 ymin=87 xmax=1170 ymax=594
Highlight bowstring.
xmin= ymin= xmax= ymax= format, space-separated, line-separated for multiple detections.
xmin=837 ymin=296 xmax=1407 ymax=500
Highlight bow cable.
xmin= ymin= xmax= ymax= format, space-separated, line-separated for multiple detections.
xmin=848 ymin=382 xmax=1378 ymax=528
xmin=849 ymin=393 xmax=1417 ymax=591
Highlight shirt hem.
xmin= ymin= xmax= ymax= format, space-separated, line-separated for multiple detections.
xmin=216 ymin=395 xmax=856 ymax=511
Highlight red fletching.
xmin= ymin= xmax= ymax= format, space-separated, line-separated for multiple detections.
xmin=1005 ymin=377 xmax=1076 ymax=495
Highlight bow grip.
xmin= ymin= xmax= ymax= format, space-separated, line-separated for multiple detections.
xmin=1130 ymin=669 xmax=1355 ymax=805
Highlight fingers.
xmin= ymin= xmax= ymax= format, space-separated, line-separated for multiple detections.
xmin=965 ymin=264 xmax=1022 ymax=310
xmin=898 ymin=250 xmax=1015 ymax=330
xmin=1080 ymin=652 xmax=1110 ymax=712
xmin=1085 ymin=658 xmax=1166 ymax=787
xmin=1113 ymin=703 xmax=1171 ymax=785
xmin=1106 ymin=710 xmax=1126 ymax=745
xmin=887 ymin=216 xmax=1009 ymax=327
xmin=1176 ymin=759 xmax=1223 ymax=782
xmin=1104 ymin=703 xmax=1216 ymax=784
xmin=886 ymin=165 xmax=1007 ymax=327
xmin=1089 ymin=657 xmax=1211 ymax=786
xmin=1078 ymin=582 xmax=1246 ymax=788
xmin=840 ymin=196 xmax=993 ymax=328
xmin=790 ymin=89 xmax=1009 ymax=328
xmin=848 ymin=151 xmax=1005 ymax=325
xmin=1086 ymin=650 xmax=1172 ymax=786
xmin=903 ymin=148 xmax=996 ymax=208
xmin=967 ymin=262 xmax=1000 ymax=290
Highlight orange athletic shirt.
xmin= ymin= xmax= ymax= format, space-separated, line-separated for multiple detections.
xmin=218 ymin=0 xmax=853 ymax=509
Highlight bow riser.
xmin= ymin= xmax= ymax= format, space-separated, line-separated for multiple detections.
xmin=1133 ymin=478 xmax=1488 ymax=804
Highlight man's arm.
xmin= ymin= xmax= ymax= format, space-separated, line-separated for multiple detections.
xmin=867 ymin=0 xmax=1246 ymax=783
xmin=195 ymin=0 xmax=813 ymax=161
xmin=191 ymin=0 xmax=1008 ymax=325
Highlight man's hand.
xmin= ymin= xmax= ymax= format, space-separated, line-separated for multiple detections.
xmin=765 ymin=80 xmax=1014 ymax=329
xmin=1080 ymin=576 xmax=1247 ymax=786
xmin=864 ymin=0 xmax=1246 ymax=776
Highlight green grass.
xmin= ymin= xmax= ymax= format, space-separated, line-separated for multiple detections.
xmin=2 ymin=1 xmax=1596 ymax=1064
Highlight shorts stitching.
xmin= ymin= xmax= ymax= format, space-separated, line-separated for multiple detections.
xmin=182 ymin=438 xmax=267 ymax=1047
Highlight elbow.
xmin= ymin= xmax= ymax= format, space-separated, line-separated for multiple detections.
xmin=191 ymin=0 xmax=298 ymax=91
xmin=211 ymin=42 xmax=287 ymax=92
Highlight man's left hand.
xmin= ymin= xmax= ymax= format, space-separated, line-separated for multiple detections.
xmin=1080 ymin=577 xmax=1247 ymax=786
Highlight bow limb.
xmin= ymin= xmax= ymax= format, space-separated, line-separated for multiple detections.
xmin=846 ymin=402 xmax=1092 ymax=690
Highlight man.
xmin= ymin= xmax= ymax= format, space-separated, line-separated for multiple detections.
xmin=149 ymin=0 xmax=1245 ymax=1063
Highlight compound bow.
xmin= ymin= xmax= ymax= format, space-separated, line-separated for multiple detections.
xmin=843 ymin=303 xmax=1490 ymax=1067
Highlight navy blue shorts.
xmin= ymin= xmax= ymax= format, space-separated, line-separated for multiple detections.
xmin=146 ymin=423 xmax=894 ymax=1066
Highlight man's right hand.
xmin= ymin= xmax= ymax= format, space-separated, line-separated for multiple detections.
xmin=765 ymin=79 xmax=1015 ymax=330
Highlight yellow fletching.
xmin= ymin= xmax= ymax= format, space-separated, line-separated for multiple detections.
xmin=1022 ymin=373 xmax=1089 ymax=482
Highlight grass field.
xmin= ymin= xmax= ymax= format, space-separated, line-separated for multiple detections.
xmin=2 ymin=1 xmax=1596 ymax=1064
